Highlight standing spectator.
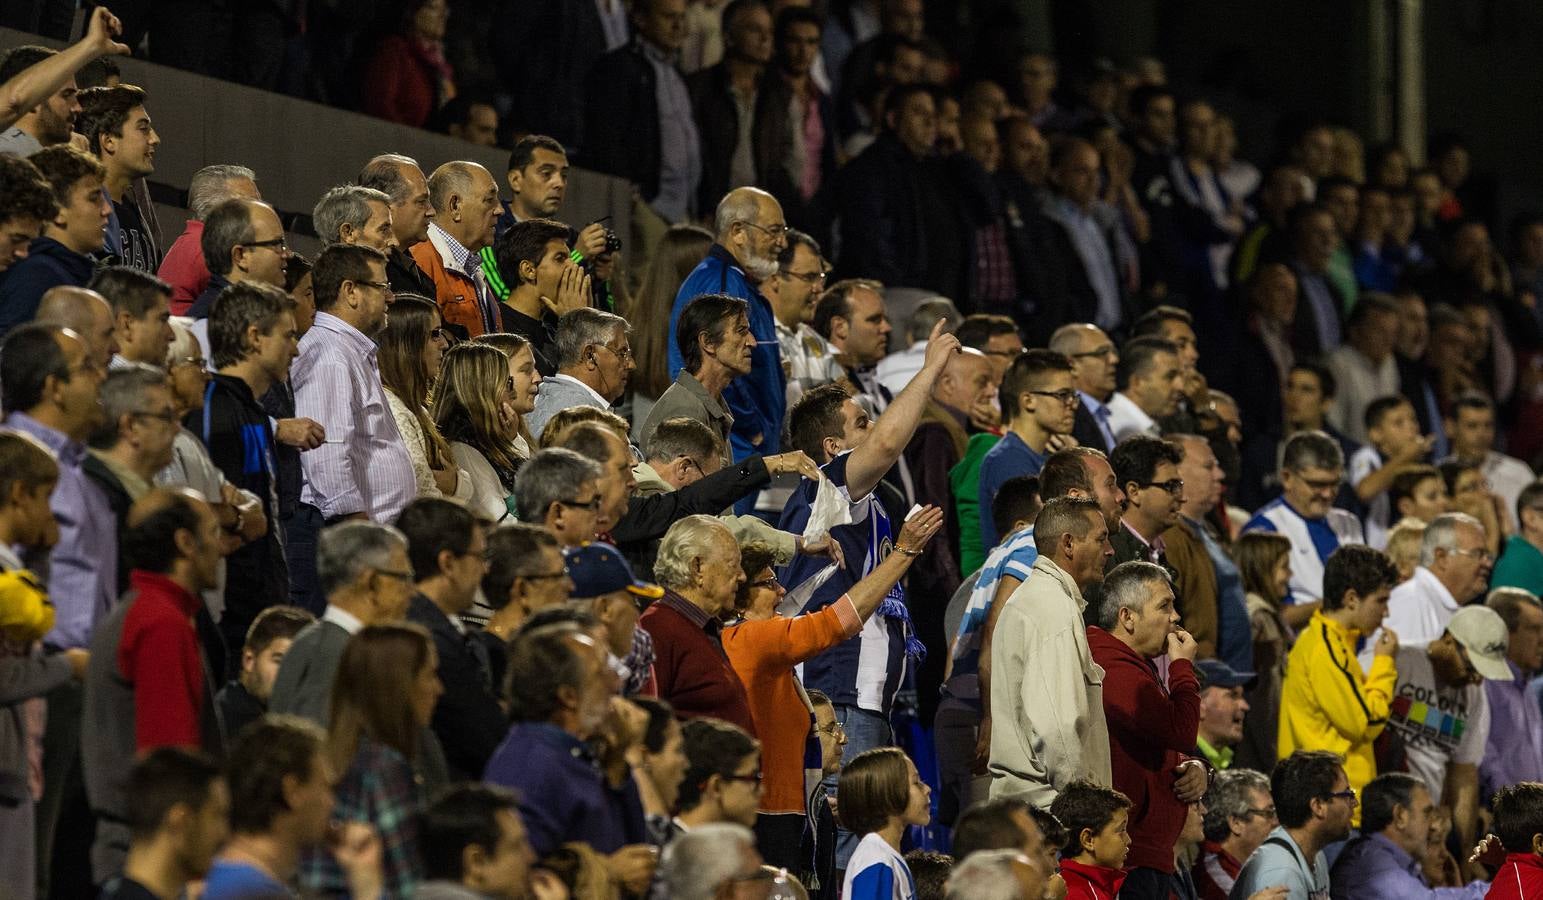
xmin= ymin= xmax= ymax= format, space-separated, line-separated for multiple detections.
xmin=187 ymin=198 xmax=291 ymax=323
xmin=476 ymin=523 xmax=573 ymax=640
xmin=1442 ymin=392 xmax=1534 ymax=526
xmin=213 ymin=605 xmax=314 ymax=741
xmin=83 ymin=488 xmax=226 ymax=882
xmin=490 ymin=1 xmax=609 ymax=150
xmin=76 ymin=84 xmax=160 ymax=272
xmin=1285 ymin=204 xmax=1347 ymax=358
xmin=1087 ymin=561 xmax=1206 ymax=899
xmin=411 ymin=161 xmax=502 ymax=339
xmin=1049 ymin=324 xmax=1120 ymax=454
xmin=0 ymin=155 xmax=53 ymax=274
xmin=1193 ymin=769 xmax=1276 ymax=900
xmin=362 ymin=0 xmax=457 ymax=128
xmin=640 ymin=516 xmax=755 ymax=733
xmin=491 ymin=218 xmax=588 ymax=377
xmin=1106 ymin=435 xmax=1184 ymax=572
xmin=398 ymin=498 xmax=504 ymax=780
xmin=1243 ymin=431 xmax=1365 ymax=626
xmin=482 ymin=137 xmax=613 ymax=288
xmin=199 ymin=281 xmax=299 ymax=650
xmin=527 ymin=309 xmax=634 ymax=439
xmin=357 ymin=154 xmax=440 ymax=299
xmin=1328 ymin=772 xmax=1487 ymax=900
xmin=1326 ymin=295 xmax=1404 ymax=445
xmin=977 ymin=351 xmax=1075 ymax=549
xmin=1485 ymin=783 xmax=1543 ymax=900
xmin=762 ymin=8 xmax=838 ymax=242
xmin=689 ymin=0 xmax=775 ymax=214
xmin=293 ymin=243 xmax=416 ymax=528
xmin=0 ymin=147 xmax=110 ymax=334
xmin=1232 ymin=530 xmax=1292 ymax=766
xmin=1037 ymin=138 xmax=1135 ymax=338
xmin=269 ymin=522 xmax=414 ymax=724
xmin=814 ymin=279 xmax=894 ymax=414
xmin=205 ymin=717 xmax=384 ymax=900
xmin=312 ymin=185 xmax=398 ymax=253
xmin=29 ymin=286 xmax=117 ymax=379
xmin=1172 ymin=434 xmax=1254 ymax=673
xmin=584 ymin=0 xmax=703 ymax=226
xmin=96 ymin=749 xmax=228 ymax=900
xmin=988 ymin=497 xmax=1114 ymax=806
xmin=1480 ymin=589 xmax=1543 ymax=795
xmin=431 ymin=342 xmax=523 ymax=522
xmin=771 ymin=229 xmax=842 ymax=405
xmin=670 ymin=187 xmax=788 ymax=465
xmin=299 ymin=624 xmax=441 ymax=897
xmin=1351 ymin=396 xmax=1431 ymax=550
xmin=87 ymin=268 xmax=170 ymax=374
xmin=82 ymin=369 xmax=180 ymax=567
xmin=417 ymin=783 xmax=558 ymax=900
xmin=672 ymin=717 xmax=763 ymax=840
xmin=1278 ymin=545 xmax=1399 ymax=825
xmin=839 ymin=746 xmax=933 ymax=900
xmin=379 ymin=294 xmax=466 ymax=501
xmin=1104 ymin=337 xmax=1184 ymax=443
xmin=642 ymin=293 xmax=755 ymax=461
xmin=157 ymin=165 xmax=260 ymax=313
xmin=1230 ymin=751 xmax=1353 ymax=900
xmin=0 ymin=45 xmax=82 ymax=156
xmin=512 ymin=449 xmax=605 ymax=549
xmin=1382 ymin=513 xmax=1491 ymax=647
xmin=1193 ymin=660 xmax=1254 ymax=772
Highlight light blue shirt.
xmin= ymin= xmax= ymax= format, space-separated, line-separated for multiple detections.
xmin=1048 ymin=196 xmax=1122 ymax=331
xmin=1079 ymin=390 xmax=1117 ymax=450
xmin=1230 ymin=827 xmax=1329 ymax=900
xmin=642 ymin=40 xmax=701 ymax=223
xmin=1328 ymin=832 xmax=1486 ymax=900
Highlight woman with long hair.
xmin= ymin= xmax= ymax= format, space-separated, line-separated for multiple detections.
xmin=380 ymin=294 xmax=466 ymax=499
xmin=301 ymin=623 xmax=442 ymax=898
xmin=432 ymin=342 xmax=525 ymax=522
xmin=473 ymin=332 xmax=543 ymax=458
xmin=624 ymin=224 xmax=713 ymax=427
xmin=1231 ymin=531 xmax=1294 ymax=771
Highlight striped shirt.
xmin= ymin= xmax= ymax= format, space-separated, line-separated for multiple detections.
xmin=293 ymin=312 xmax=416 ymax=522
xmin=844 ymin=832 xmax=915 ymax=900
xmin=946 ymin=525 xmax=1037 ymax=707
xmin=1242 ymin=498 xmax=1363 ymax=605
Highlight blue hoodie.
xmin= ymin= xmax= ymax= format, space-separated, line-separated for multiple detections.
xmin=0 ymin=236 xmax=96 ymax=337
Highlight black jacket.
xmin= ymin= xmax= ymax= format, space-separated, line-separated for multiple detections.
xmin=836 ymin=133 xmax=958 ymax=293
xmin=0 ymin=236 xmax=96 ymax=336
xmin=583 ymin=40 xmax=663 ymax=202
xmin=688 ymin=62 xmax=772 ymax=217
xmin=492 ymin=0 xmax=609 ymax=149
xmin=614 ymin=454 xmax=772 ymax=570
xmin=187 ymin=273 xmax=230 ymax=320
xmin=1072 ymin=401 xmax=1115 ymax=454
xmin=407 ymin=594 xmax=509 ymax=781
xmin=387 ymin=247 xmax=437 ymax=300
xmin=758 ymin=71 xmax=839 ymax=244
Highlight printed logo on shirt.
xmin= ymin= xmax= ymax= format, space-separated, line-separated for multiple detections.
xmin=1388 ymin=685 xmax=1468 ymax=751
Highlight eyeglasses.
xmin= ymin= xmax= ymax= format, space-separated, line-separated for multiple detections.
xmin=517 ymin=567 xmax=570 ymax=581
xmin=132 ymin=408 xmax=181 ymax=425
xmin=737 ymin=220 xmax=788 ymax=239
xmin=353 ymin=279 xmax=394 ymax=296
xmin=1070 ymin=345 xmax=1117 ymax=360
xmin=429 ymin=327 xmax=448 ymax=342
xmin=1449 ymin=547 xmax=1493 ymax=563
xmin=1326 ymin=789 xmax=1357 ymax=805
xmin=780 ymin=268 xmax=825 ymax=284
xmin=593 ymin=343 xmax=634 ymax=364
xmin=678 ymin=455 xmax=705 ymax=477
xmin=1138 ymin=478 xmax=1185 ymax=495
xmin=721 ymin=771 xmax=764 ymax=785
xmin=983 ymin=347 xmax=1027 ymax=358
xmin=1241 ymin=805 xmax=1278 ymax=821
xmin=1289 ymin=471 xmax=1343 ymax=492
xmin=172 ymin=355 xmax=208 ymax=370
xmin=560 ymin=496 xmax=604 ymax=512
xmin=1029 ymin=389 xmax=1080 ymax=406
xmin=242 ymin=236 xmax=290 ymax=254
xmin=814 ymin=722 xmax=847 ymax=740
xmin=748 ymin=576 xmax=781 ymax=590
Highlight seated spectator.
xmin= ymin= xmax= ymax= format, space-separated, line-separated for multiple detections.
xmin=563 ymin=541 xmax=659 ymax=697
xmin=513 ymin=448 xmax=605 ymax=548
xmin=978 ymin=350 xmax=1076 ymax=550
xmin=186 ymin=198 xmax=291 ymax=322
xmin=528 ymin=308 xmax=634 ymax=439
xmin=1493 ymin=480 xmax=1543 ymax=595
xmin=362 ymin=0 xmax=456 ymax=129
xmin=1442 ymin=461 xmax=1506 ymax=558
xmin=557 ymin=422 xmax=637 ymax=538
xmin=416 ymin=783 xmax=559 ymax=900
xmin=269 ymin=521 xmax=413 ymax=723
xmin=1105 ymin=337 xmax=1184 ymax=443
xmin=474 ymin=332 xmax=543 ymax=458
xmin=411 ymin=161 xmax=502 ymax=339
xmin=1036 ymin=138 xmax=1136 ymax=338
xmin=658 ymin=823 xmax=770 ymax=900
xmin=950 ymin=798 xmax=1047 ymax=865
xmin=83 ymin=488 xmax=227 ymax=882
xmin=1192 ymin=769 xmax=1275 ymax=900
xmin=1170 ymin=432 xmax=1253 ymax=672
xmin=1231 ymin=750 xmax=1353 ymax=900
xmin=1047 ymin=779 xmax=1132 ymax=900
xmin=1328 ymin=772 xmax=1486 ymax=900
xmin=905 ymin=849 xmax=953 ymax=900
xmin=876 ymin=298 xmax=958 ymax=397
xmin=1279 ymin=545 xmax=1399 ymax=827
xmin=475 ymin=523 xmax=572 ymax=640
xmin=1388 ymin=465 xmax=1449 ymax=532
xmin=96 ymin=749 xmax=227 ymax=900
xmin=672 ymin=717 xmax=762 ymax=841
xmin=431 ymin=90 xmax=499 ymax=141
xmin=724 ymin=505 xmax=939 ymax=868
xmin=0 ymin=147 xmax=110 ymax=334
xmin=1244 ymin=430 xmax=1365 ymax=628
xmin=356 ymin=154 xmax=440 ymax=299
xmin=75 ymin=84 xmax=159 ymax=272
xmin=1193 ymin=659 xmax=1253 ymax=772
xmin=1481 ymin=589 xmax=1543 ymax=795
xmin=1350 ymin=395 xmax=1432 ymax=548
xmin=378 ymin=294 xmax=465 ymax=501
xmin=431 ymin=343 xmax=526 ymax=522
xmin=1326 ymin=294 xmax=1404 ymax=445
xmin=205 ymin=716 xmax=384 ymax=900
xmin=643 ymin=293 xmax=757 ymax=465
xmin=214 ymin=605 xmax=314 ymax=742
xmin=1486 ymin=782 xmax=1543 ymax=900
xmin=1382 ymin=513 xmax=1491 ymax=647
xmin=1385 ymin=517 xmax=1428 ymax=582
xmin=312 ymin=185 xmax=397 ymax=253
xmin=491 ymin=218 xmax=586 ymax=378
xmin=634 ymin=417 xmax=793 ymax=550
xmin=0 ymin=154 xmax=55 ymax=273
xmin=1087 ymin=561 xmax=1205 ymax=896
xmin=640 ymin=516 xmax=755 ymax=733
xmin=839 ymin=746 xmax=932 ymax=900
xmin=157 ymin=164 xmax=260 ymax=313
xmin=300 ymin=623 xmax=440 ymax=896
xmin=943 ymin=848 xmax=1046 ymax=900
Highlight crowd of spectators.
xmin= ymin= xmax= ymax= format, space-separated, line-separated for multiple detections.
xmin=4 ymin=3 xmax=1543 ymax=900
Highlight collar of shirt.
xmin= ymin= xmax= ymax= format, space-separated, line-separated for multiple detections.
xmin=323 ymin=604 xmax=365 ymax=634
xmin=90 ymin=449 xmax=153 ymax=500
xmin=4 ymin=411 xmax=86 ymax=467
xmin=311 ymin=311 xmax=380 ymax=362
xmin=676 ymin=370 xmax=731 ymax=421
xmin=429 ymin=222 xmax=478 ymax=277
xmin=128 ymin=569 xmax=201 ymax=618
xmin=1365 ymin=832 xmax=1422 ymax=878
xmin=1196 ymin=736 xmax=1233 ymax=769
xmin=0 ymin=542 xmax=24 ymax=571
xmin=1122 ymin=518 xmax=1166 ymax=557
xmin=1079 ymin=391 xmax=1111 ymax=417
xmin=1412 ymin=565 xmax=1459 ymax=615
xmin=639 ymin=37 xmax=676 ymax=66
xmin=550 ymin=373 xmax=610 ymax=409
xmin=659 ymin=588 xmax=718 ymax=633
xmin=1111 ymin=391 xmax=1156 ymax=432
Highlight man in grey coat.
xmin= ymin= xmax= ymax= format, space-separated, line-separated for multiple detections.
xmin=525 ymin=308 xmax=633 ymax=442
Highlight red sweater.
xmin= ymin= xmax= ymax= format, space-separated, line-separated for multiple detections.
xmin=1059 ymin=858 xmax=1126 ymax=900
xmin=117 ymin=570 xmax=205 ymax=751
xmin=157 ymin=220 xmax=208 ymax=314
xmin=1486 ymin=853 xmax=1543 ymax=900
xmin=639 ymin=592 xmax=755 ymax=735
xmin=1087 ymin=626 xmax=1200 ymax=873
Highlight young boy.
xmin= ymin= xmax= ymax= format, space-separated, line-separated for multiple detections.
xmin=1048 ymin=780 xmax=1132 ymax=900
xmin=1387 ymin=465 xmax=1449 ymax=529
xmin=1350 ymin=395 xmax=1433 ymax=549
xmin=1485 ymin=782 xmax=1543 ymax=900
xmin=214 ymin=604 xmax=314 ymax=738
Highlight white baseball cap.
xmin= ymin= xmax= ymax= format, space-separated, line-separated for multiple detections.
xmin=1447 ymin=606 xmax=1512 ymax=681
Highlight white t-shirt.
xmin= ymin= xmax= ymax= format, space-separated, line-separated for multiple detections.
xmin=1348 ymin=444 xmax=1389 ymax=549
xmin=843 ymin=832 xmax=916 ymax=900
xmin=1385 ymin=643 xmax=1490 ymax=803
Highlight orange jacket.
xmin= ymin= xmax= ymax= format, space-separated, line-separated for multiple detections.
xmin=408 ymin=233 xmax=498 ymax=338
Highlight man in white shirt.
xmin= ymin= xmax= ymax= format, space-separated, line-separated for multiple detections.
xmin=526 ymin=308 xmax=634 ymax=440
xmin=769 ymin=230 xmax=841 ymax=406
xmin=1326 ymin=293 xmax=1402 ymax=445
xmin=877 ymin=296 xmax=958 ymax=396
xmin=1104 ymin=335 xmax=1183 ymax=443
xmin=1443 ymin=392 xmax=1535 ymax=531
xmin=1380 ymin=513 xmax=1492 ymax=647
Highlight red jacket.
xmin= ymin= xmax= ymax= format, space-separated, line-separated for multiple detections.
xmin=1059 ymin=858 xmax=1126 ymax=900
xmin=1087 ymin=626 xmax=1201 ymax=873
xmin=1486 ymin=853 xmax=1543 ymax=900
xmin=117 ymin=570 xmax=205 ymax=750
xmin=638 ymin=591 xmax=755 ymax=735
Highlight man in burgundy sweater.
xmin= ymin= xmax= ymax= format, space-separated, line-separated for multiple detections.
xmin=638 ymin=514 xmax=756 ymax=735
xmin=1087 ymin=559 xmax=1207 ymax=900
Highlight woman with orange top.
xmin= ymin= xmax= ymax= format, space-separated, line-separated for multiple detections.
xmin=722 ymin=505 xmax=944 ymax=873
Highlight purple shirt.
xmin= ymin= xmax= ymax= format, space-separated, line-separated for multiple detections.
xmin=1481 ymin=661 xmax=1543 ymax=797
xmin=4 ymin=412 xmax=117 ymax=649
xmin=1329 ymin=832 xmax=1485 ymax=900
xmin=483 ymin=722 xmax=645 ymax=857
xmin=293 ymin=312 xmax=416 ymax=522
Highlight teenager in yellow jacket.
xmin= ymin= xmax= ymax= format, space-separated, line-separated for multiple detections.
xmin=1279 ymin=545 xmax=1400 ymax=826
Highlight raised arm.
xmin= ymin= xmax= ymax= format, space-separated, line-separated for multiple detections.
xmin=844 ymin=319 xmax=961 ymax=499
xmin=0 ymin=8 xmax=129 ymax=130
xmin=845 ymin=505 xmax=942 ymax=620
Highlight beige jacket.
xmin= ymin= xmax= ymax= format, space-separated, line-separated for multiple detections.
xmin=989 ymin=555 xmax=1113 ymax=808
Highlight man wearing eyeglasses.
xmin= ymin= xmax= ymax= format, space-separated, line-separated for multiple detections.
xmin=1232 ymin=750 xmax=1354 ymax=900
xmin=1050 ymin=323 xmax=1120 ymax=454
xmin=1106 ymin=435 xmax=1185 ymax=574
xmin=186 ymin=198 xmax=289 ymax=321
xmin=978 ymin=349 xmax=1077 ymax=550
xmin=1192 ymin=769 xmax=1276 ymax=900
xmin=82 ymin=369 xmax=182 ymax=546
xmin=771 ymin=230 xmax=841 ymax=405
xmin=1379 ymin=512 xmax=1492 ymax=648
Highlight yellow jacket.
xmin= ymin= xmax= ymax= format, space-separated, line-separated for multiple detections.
xmin=1278 ymin=610 xmax=1396 ymax=825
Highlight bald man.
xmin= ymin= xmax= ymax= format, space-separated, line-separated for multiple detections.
xmin=410 ymin=160 xmax=503 ymax=338
xmin=35 ymin=285 xmax=118 ymax=370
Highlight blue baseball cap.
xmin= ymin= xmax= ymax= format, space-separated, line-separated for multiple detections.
xmin=564 ymin=542 xmax=664 ymax=601
xmin=1195 ymin=658 xmax=1256 ymax=689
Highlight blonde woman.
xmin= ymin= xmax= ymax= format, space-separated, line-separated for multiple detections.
xmin=431 ymin=343 xmax=526 ymax=522
xmin=472 ymin=332 xmax=543 ymax=459
xmin=379 ymin=294 xmax=469 ymax=500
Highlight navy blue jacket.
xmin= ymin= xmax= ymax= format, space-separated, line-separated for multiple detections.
xmin=0 ymin=237 xmax=95 ymax=337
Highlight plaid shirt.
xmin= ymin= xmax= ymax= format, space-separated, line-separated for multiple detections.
xmin=300 ymin=734 xmax=423 ymax=897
